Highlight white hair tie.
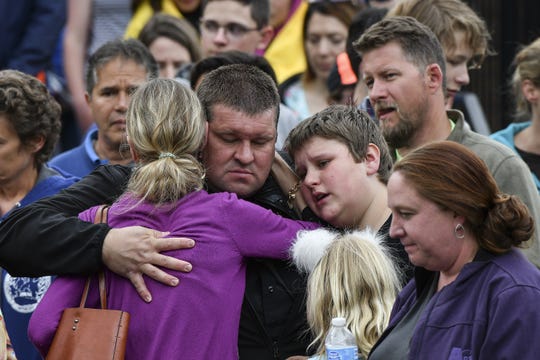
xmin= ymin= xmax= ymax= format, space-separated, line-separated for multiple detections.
xmin=159 ymin=152 xmax=177 ymax=159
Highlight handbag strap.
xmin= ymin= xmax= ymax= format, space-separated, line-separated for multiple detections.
xmin=79 ymin=205 xmax=110 ymax=309
xmin=78 ymin=273 xmax=107 ymax=309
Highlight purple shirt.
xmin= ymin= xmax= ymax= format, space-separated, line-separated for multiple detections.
xmin=370 ymin=249 xmax=540 ymax=360
xmin=29 ymin=190 xmax=317 ymax=359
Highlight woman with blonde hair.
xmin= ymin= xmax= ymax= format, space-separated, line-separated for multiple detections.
xmin=291 ymin=228 xmax=401 ymax=359
xmin=491 ymin=36 xmax=540 ymax=192
xmin=29 ymin=78 xmax=318 ymax=359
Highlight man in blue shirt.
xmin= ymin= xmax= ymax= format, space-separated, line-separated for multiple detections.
xmin=49 ymin=39 xmax=158 ymax=177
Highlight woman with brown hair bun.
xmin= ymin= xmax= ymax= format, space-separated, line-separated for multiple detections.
xmin=370 ymin=140 xmax=540 ymax=360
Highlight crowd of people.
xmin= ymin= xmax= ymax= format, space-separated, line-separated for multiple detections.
xmin=1 ymin=0 xmax=540 ymax=359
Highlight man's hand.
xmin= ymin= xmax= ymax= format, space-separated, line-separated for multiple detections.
xmin=102 ymin=226 xmax=195 ymax=303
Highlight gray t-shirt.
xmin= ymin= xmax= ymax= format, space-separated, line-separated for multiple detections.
xmin=369 ymin=274 xmax=438 ymax=360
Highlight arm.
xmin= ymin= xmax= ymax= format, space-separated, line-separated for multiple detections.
xmin=0 ymin=165 xmax=194 ymax=302
xmin=480 ymin=285 xmax=540 ymax=359
xmin=63 ymin=0 xmax=94 ymax=132
xmin=0 ymin=165 xmax=129 ymax=276
xmin=28 ymin=276 xmax=89 ymax=356
xmin=7 ymin=0 xmax=66 ymax=75
xmin=225 ymin=194 xmax=318 ymax=259
xmin=271 ymin=151 xmax=307 ymax=217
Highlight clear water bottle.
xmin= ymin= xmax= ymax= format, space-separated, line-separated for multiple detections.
xmin=325 ymin=317 xmax=358 ymax=360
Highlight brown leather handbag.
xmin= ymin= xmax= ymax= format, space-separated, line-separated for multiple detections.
xmin=46 ymin=206 xmax=130 ymax=359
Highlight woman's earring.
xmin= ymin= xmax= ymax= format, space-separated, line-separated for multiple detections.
xmin=454 ymin=223 xmax=465 ymax=239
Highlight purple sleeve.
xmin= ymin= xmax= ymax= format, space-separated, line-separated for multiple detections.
xmin=479 ymin=285 xmax=540 ymax=359
xmin=28 ymin=276 xmax=100 ymax=356
xmin=384 ymin=280 xmax=417 ymax=329
xmin=220 ymin=194 xmax=319 ymax=259
xmin=78 ymin=206 xmax=100 ymax=223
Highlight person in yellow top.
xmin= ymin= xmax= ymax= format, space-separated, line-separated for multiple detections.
xmin=126 ymin=0 xmax=202 ymax=38
xmin=263 ymin=0 xmax=307 ymax=84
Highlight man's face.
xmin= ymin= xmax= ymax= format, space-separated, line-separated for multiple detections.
xmin=87 ymin=57 xmax=148 ymax=149
xmin=444 ymin=30 xmax=476 ymax=109
xmin=361 ymin=42 xmax=430 ymax=149
xmin=202 ymin=104 xmax=277 ymax=198
xmin=200 ymin=0 xmax=269 ymax=57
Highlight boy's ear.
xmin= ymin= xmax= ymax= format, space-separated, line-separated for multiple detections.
xmin=365 ymin=143 xmax=381 ymax=176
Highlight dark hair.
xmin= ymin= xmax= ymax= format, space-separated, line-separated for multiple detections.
xmin=303 ymin=1 xmax=358 ymax=81
xmin=346 ymin=7 xmax=388 ymax=77
xmin=190 ymin=50 xmax=277 ymax=88
xmin=286 ymin=105 xmax=392 ymax=183
xmin=86 ymin=38 xmax=159 ymax=94
xmin=202 ymin=0 xmax=270 ymax=28
xmin=138 ymin=13 xmax=202 ymax=63
xmin=393 ymin=141 xmax=534 ymax=253
xmin=0 ymin=70 xmax=61 ymax=167
xmin=354 ymin=16 xmax=447 ymax=91
xmin=196 ymin=64 xmax=280 ymax=124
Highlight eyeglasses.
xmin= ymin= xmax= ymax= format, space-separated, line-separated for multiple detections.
xmin=199 ymin=19 xmax=259 ymax=39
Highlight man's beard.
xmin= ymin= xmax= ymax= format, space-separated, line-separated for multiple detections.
xmin=375 ymin=95 xmax=428 ymax=150
xmin=382 ymin=111 xmax=417 ymax=150
xmin=374 ymin=102 xmax=418 ymax=149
